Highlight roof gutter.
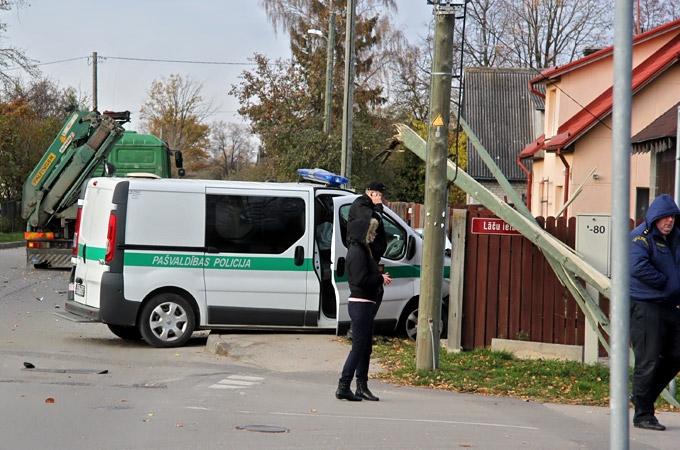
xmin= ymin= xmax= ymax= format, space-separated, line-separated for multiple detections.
xmin=516 ymin=156 xmax=532 ymax=212
xmin=557 ymin=148 xmax=570 ymax=218
xmin=529 ymin=79 xmax=546 ymax=99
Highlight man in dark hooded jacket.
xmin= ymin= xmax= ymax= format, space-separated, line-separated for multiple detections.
xmin=629 ymin=193 xmax=680 ymax=431
xmin=348 ymin=181 xmax=388 ymax=264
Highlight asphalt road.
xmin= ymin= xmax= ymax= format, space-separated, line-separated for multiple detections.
xmin=1 ymin=246 xmax=679 ymax=449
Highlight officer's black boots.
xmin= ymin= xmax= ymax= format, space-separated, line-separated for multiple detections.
xmin=356 ymin=380 xmax=379 ymax=401
xmin=336 ymin=380 xmax=362 ymax=401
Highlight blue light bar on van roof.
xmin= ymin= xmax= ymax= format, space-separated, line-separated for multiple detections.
xmin=297 ymin=168 xmax=348 ymax=187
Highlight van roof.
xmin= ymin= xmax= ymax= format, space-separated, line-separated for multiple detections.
xmin=90 ymin=176 xmax=355 ymax=194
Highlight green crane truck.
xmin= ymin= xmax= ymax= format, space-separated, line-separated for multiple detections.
xmin=21 ymin=110 xmax=184 ymax=268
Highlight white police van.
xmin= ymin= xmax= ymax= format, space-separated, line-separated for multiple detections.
xmin=62 ymin=169 xmax=449 ymax=347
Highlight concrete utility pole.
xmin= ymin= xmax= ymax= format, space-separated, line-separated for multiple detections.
xmin=324 ymin=1 xmax=336 ymax=135
xmin=91 ymin=51 xmax=98 ymax=112
xmin=340 ymin=0 xmax=356 ymax=184
xmin=416 ymin=2 xmax=456 ymax=371
xmin=610 ymin=0 xmax=633 ymax=447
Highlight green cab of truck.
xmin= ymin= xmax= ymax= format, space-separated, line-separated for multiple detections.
xmin=94 ymin=131 xmax=173 ymax=178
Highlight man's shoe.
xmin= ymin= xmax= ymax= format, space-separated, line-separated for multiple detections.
xmin=634 ymin=418 xmax=666 ymax=431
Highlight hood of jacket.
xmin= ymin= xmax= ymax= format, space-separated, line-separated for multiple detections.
xmin=645 ymin=193 xmax=680 ymax=230
xmin=347 ymin=217 xmax=378 ymax=245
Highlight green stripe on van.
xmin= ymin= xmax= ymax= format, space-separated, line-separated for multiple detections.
xmin=123 ymin=251 xmax=312 ymax=271
xmin=78 ymin=244 xmax=106 ymax=261
xmin=334 ymin=264 xmax=451 ymax=283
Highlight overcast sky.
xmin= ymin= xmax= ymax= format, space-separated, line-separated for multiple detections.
xmin=3 ymin=1 xmax=433 ymax=130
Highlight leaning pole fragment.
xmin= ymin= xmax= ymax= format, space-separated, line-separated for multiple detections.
xmin=393 ymin=122 xmax=680 ymax=408
xmin=455 ymin=115 xmax=611 ymax=337
xmin=395 ymin=124 xmax=610 ymax=295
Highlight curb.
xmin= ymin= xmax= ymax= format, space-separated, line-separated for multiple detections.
xmin=205 ymin=333 xmax=231 ymax=357
xmin=0 ymin=241 xmax=24 ymax=249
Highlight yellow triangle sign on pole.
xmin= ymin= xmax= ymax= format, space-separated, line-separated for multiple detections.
xmin=432 ymin=114 xmax=444 ymax=127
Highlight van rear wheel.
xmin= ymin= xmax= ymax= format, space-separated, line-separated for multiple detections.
xmin=140 ymin=293 xmax=195 ymax=348
xmin=107 ymin=324 xmax=142 ymax=341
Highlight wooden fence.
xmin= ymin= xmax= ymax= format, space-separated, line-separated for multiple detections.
xmin=389 ymin=202 xmax=592 ymax=351
xmin=462 ymin=206 xmax=585 ymax=350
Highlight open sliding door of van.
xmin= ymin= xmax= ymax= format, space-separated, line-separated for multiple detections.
xmin=330 ymin=195 xmax=358 ymax=334
xmin=203 ymin=187 xmax=311 ymax=327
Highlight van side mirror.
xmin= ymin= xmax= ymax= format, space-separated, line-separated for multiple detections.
xmin=174 ymin=151 xmax=184 ymax=169
xmin=406 ymin=235 xmax=416 ymax=259
xmin=103 ymin=161 xmax=116 ymax=177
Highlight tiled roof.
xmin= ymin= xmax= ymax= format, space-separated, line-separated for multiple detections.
xmin=632 ymin=101 xmax=679 ymax=144
xmin=463 ymin=67 xmax=542 ymax=181
xmin=530 ymin=18 xmax=680 ymax=84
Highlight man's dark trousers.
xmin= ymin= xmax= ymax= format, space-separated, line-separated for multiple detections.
xmin=630 ymin=300 xmax=680 ymax=423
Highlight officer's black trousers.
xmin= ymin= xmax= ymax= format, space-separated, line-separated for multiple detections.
xmin=630 ymin=301 xmax=680 ymax=422
xmin=340 ymin=302 xmax=377 ymax=384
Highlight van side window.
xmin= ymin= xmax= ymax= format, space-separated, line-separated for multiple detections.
xmin=206 ymin=194 xmax=305 ymax=254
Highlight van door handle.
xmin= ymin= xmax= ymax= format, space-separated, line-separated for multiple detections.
xmin=336 ymin=257 xmax=345 ymax=277
xmin=205 ymin=246 xmax=220 ymax=254
xmin=294 ymin=246 xmax=304 ymax=266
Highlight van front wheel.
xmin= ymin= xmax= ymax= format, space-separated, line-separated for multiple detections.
xmin=140 ymin=293 xmax=195 ymax=348
xmin=397 ymin=300 xmax=446 ymax=341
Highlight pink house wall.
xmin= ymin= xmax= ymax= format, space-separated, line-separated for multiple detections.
xmin=530 ymin=29 xmax=680 ymax=219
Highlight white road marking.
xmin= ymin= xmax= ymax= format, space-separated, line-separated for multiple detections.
xmin=227 ymin=375 xmax=264 ymax=381
xmin=209 ymin=384 xmax=242 ymax=390
xmin=238 ymin=410 xmax=539 ymax=431
xmin=208 ymin=374 xmax=264 ymax=390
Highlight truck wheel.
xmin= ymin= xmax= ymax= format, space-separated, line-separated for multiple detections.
xmin=139 ymin=293 xmax=195 ymax=348
xmin=107 ymin=324 xmax=142 ymax=341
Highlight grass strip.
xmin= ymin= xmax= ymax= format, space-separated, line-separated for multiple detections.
xmin=373 ymin=338 xmax=679 ymax=410
xmin=0 ymin=232 xmax=23 ymax=243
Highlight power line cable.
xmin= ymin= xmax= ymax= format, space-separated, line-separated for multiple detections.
xmin=101 ymin=55 xmax=255 ymax=66
xmin=4 ymin=56 xmax=88 ymax=71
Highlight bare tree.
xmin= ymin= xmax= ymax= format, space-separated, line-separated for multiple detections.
xmin=209 ymin=121 xmax=256 ymax=179
xmin=140 ymin=74 xmax=214 ymax=170
xmin=386 ymin=38 xmax=432 ymax=122
xmin=463 ymin=0 xmax=512 ymax=67
xmin=501 ymin=0 xmax=611 ymax=68
xmin=258 ymin=0 xmax=400 ymax=115
xmin=637 ymin=0 xmax=680 ymax=32
xmin=459 ymin=0 xmax=611 ymax=69
xmin=258 ymin=0 xmax=397 ymax=34
xmin=0 ymin=0 xmax=37 ymax=86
